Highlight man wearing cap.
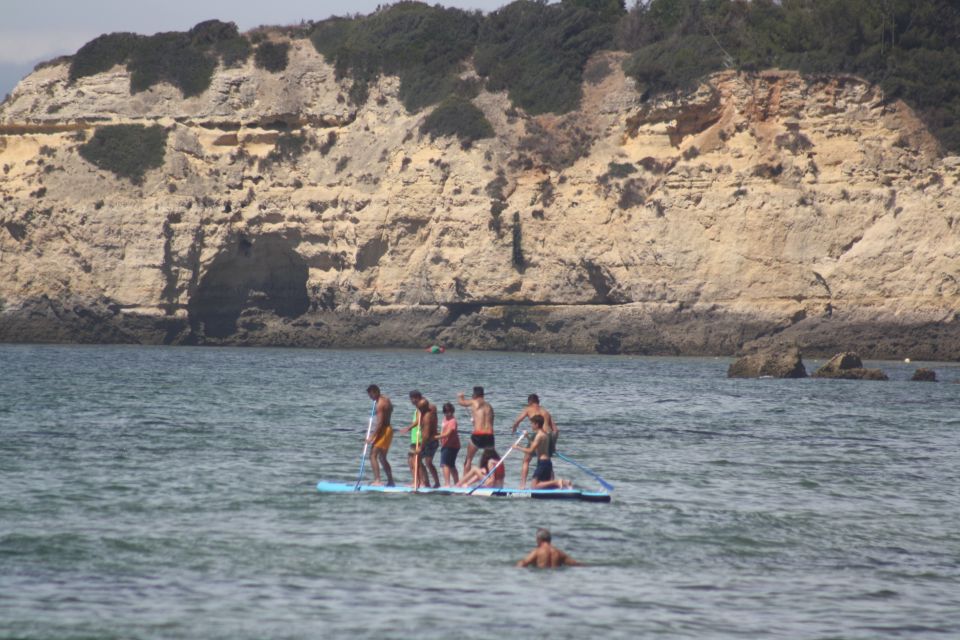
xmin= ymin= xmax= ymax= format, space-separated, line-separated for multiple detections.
xmin=457 ymin=386 xmax=495 ymax=476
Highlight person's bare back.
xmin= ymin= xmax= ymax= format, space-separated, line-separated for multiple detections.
xmin=516 ymin=528 xmax=581 ymax=568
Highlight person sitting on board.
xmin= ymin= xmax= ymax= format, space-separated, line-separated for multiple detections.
xmin=516 ymin=528 xmax=582 ymax=568
xmin=414 ymin=394 xmax=441 ymax=489
xmin=398 ymin=396 xmax=430 ymax=488
xmin=439 ymin=402 xmax=461 ymax=487
xmin=457 ymin=448 xmax=506 ymax=489
xmin=511 ymin=415 xmax=571 ymax=489
xmin=458 ymin=386 xmax=495 ymax=477
xmin=510 ymin=393 xmax=559 ymax=489
xmin=365 ymin=385 xmax=395 ymax=486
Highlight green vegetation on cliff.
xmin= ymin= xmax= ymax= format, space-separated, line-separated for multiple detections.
xmin=619 ymin=0 xmax=960 ymax=151
xmin=78 ymin=124 xmax=168 ymax=183
xmin=308 ymin=1 xmax=623 ymax=115
xmin=70 ymin=20 xmax=258 ymax=97
xmin=475 ymin=0 xmax=623 ymax=114
xmin=420 ymin=96 xmax=495 ymax=146
xmin=309 ymin=3 xmax=480 ymax=111
xmin=63 ymin=1 xmax=960 ymax=151
xmin=254 ymin=41 xmax=290 ymax=73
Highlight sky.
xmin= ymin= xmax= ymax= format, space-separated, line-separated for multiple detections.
xmin=0 ymin=0 xmax=511 ymax=98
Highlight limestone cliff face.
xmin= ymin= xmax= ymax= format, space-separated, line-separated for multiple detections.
xmin=2 ymin=40 xmax=960 ymax=358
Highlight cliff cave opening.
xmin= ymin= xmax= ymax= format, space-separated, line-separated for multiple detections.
xmin=188 ymin=234 xmax=309 ymax=339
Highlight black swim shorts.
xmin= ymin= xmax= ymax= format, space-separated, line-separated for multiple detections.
xmin=533 ymin=458 xmax=553 ymax=482
xmin=470 ymin=433 xmax=495 ymax=449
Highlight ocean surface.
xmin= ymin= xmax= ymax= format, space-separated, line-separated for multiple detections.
xmin=1 ymin=345 xmax=959 ymax=639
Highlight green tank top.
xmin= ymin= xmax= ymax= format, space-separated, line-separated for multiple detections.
xmin=410 ymin=410 xmax=420 ymax=444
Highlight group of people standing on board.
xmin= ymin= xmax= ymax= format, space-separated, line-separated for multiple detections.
xmin=363 ymin=384 xmax=572 ymax=490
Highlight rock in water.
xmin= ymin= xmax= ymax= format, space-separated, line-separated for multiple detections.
xmin=820 ymin=352 xmax=863 ymax=370
xmin=812 ymin=352 xmax=888 ymax=381
xmin=911 ymin=368 xmax=937 ymax=382
xmin=727 ymin=347 xmax=807 ymax=378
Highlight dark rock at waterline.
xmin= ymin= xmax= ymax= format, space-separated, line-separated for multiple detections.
xmin=727 ymin=347 xmax=807 ymax=378
xmin=812 ymin=352 xmax=888 ymax=380
xmin=911 ymin=368 xmax=937 ymax=382
xmin=821 ymin=352 xmax=863 ymax=370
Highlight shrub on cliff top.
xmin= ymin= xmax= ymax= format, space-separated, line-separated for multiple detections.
xmin=254 ymin=41 xmax=291 ymax=73
xmin=69 ymin=32 xmax=142 ymax=81
xmin=69 ymin=20 xmax=252 ymax=97
xmin=78 ymin=124 xmax=168 ymax=184
xmin=310 ymin=3 xmax=480 ymax=111
xmin=475 ymin=0 xmax=624 ymax=115
xmin=215 ymin=36 xmax=254 ymax=68
xmin=420 ymin=96 xmax=495 ymax=146
xmin=128 ymin=32 xmax=218 ymax=97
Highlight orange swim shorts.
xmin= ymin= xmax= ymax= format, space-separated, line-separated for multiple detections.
xmin=372 ymin=425 xmax=393 ymax=451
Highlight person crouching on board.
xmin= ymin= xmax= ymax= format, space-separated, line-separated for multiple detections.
xmin=512 ymin=415 xmax=571 ymax=490
xmin=457 ymin=449 xmax=505 ymax=489
xmin=366 ymin=385 xmax=395 ymax=486
xmin=439 ymin=402 xmax=461 ymax=487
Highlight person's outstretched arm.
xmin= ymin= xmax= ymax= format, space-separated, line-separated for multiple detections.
xmin=559 ymin=551 xmax=582 ymax=567
xmin=516 ymin=550 xmax=537 ymax=568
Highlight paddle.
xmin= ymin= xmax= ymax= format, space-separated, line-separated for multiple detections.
xmin=467 ymin=430 xmax=527 ymax=495
xmin=354 ymin=400 xmax=377 ymax=490
xmin=414 ymin=415 xmax=422 ymax=493
xmin=555 ymin=452 xmax=614 ymax=492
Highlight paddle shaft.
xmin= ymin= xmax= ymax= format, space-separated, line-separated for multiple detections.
xmin=556 ymin=452 xmax=614 ymax=491
xmin=355 ymin=401 xmax=377 ymax=490
xmin=414 ymin=416 xmax=422 ymax=492
xmin=468 ymin=430 xmax=527 ymax=495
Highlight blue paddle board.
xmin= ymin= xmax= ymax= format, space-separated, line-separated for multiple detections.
xmin=316 ymin=481 xmax=611 ymax=502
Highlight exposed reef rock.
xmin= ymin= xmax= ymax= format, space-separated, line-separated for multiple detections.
xmin=2 ymin=40 xmax=960 ymax=357
xmin=911 ymin=368 xmax=937 ymax=382
xmin=727 ymin=347 xmax=807 ymax=378
xmin=812 ymin=353 xmax=889 ymax=381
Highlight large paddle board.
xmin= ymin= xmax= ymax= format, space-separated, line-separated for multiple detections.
xmin=317 ymin=481 xmax=611 ymax=503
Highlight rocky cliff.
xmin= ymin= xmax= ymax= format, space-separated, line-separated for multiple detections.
xmin=2 ymin=37 xmax=960 ymax=358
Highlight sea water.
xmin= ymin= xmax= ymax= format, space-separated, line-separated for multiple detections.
xmin=1 ymin=345 xmax=958 ymax=639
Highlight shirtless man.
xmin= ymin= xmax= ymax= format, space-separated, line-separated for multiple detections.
xmin=365 ymin=384 xmax=394 ymax=486
xmin=511 ymin=394 xmax=558 ymax=489
xmin=516 ymin=528 xmax=581 ymax=568
xmin=413 ymin=393 xmax=441 ymax=488
xmin=458 ymin=386 xmax=494 ymax=476
xmin=512 ymin=415 xmax=571 ymax=490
